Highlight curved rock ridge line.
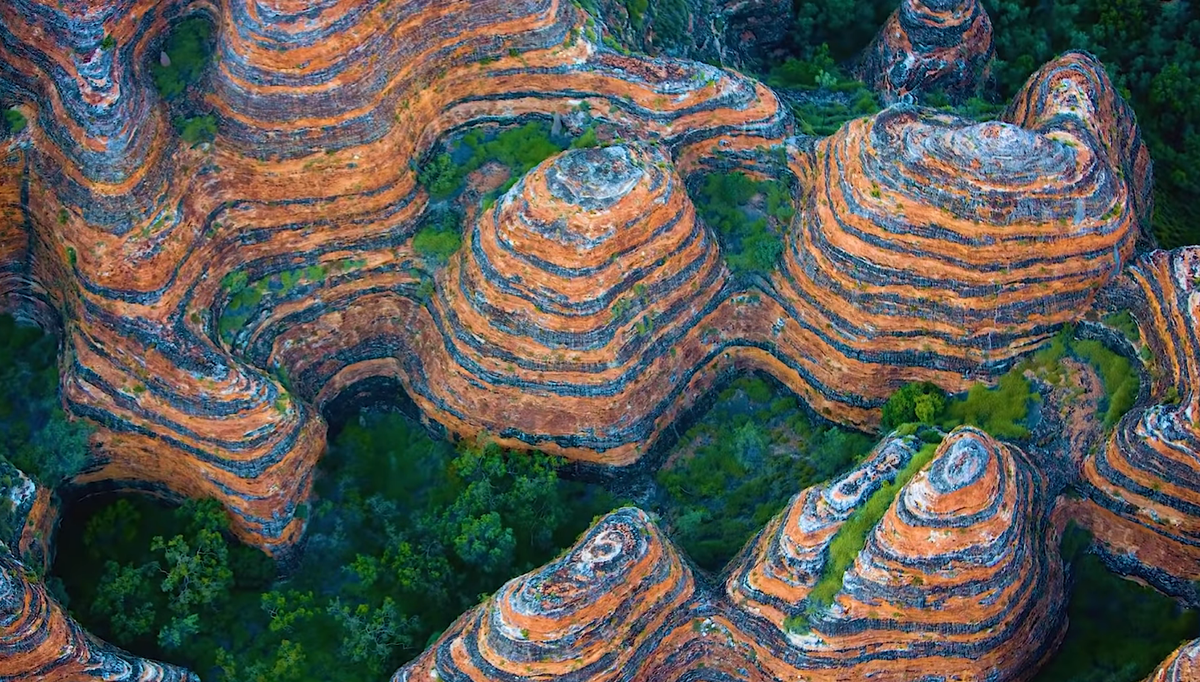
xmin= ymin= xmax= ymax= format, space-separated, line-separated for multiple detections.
xmin=1004 ymin=50 xmax=1154 ymax=230
xmin=397 ymin=428 xmax=1065 ymax=681
xmin=0 ymin=0 xmax=788 ymax=553
xmin=1077 ymin=247 xmax=1200 ymax=592
xmin=1146 ymin=639 xmax=1200 ymax=682
xmin=774 ymin=51 xmax=1146 ymax=412
xmin=394 ymin=507 xmax=695 ymax=681
xmin=0 ymin=553 xmax=198 ymax=682
xmin=858 ymin=0 xmax=994 ymax=103
xmin=725 ymin=433 xmax=921 ymax=624
xmin=814 ymin=427 xmax=1064 ymax=678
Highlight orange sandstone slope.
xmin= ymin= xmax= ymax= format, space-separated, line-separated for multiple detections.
xmin=1147 ymin=639 xmax=1200 ymax=682
xmin=1072 ymin=247 xmax=1200 ymax=602
xmin=398 ymin=427 xmax=1066 ymax=682
xmin=0 ymin=0 xmax=1151 ymax=553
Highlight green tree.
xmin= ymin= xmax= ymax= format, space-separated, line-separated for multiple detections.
xmin=90 ymin=561 xmax=158 ymax=642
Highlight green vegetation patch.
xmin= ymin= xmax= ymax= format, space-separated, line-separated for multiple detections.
xmin=417 ymin=122 xmax=569 ymax=202
xmin=151 ymin=17 xmax=214 ymax=100
xmin=0 ymin=315 xmax=91 ymax=539
xmin=1102 ymin=310 xmax=1140 ymax=343
xmin=1032 ymin=526 xmax=1199 ymax=682
xmin=53 ymin=411 xmax=622 ymax=681
xmin=788 ymin=438 xmax=940 ymax=629
xmin=763 ymin=45 xmax=881 ymax=137
xmin=657 ymin=375 xmax=872 ymax=571
xmin=411 ymin=210 xmax=462 ymax=264
xmin=218 ymin=261 xmax=366 ymax=343
xmin=177 ymin=114 xmax=217 ymax=145
xmin=692 ymin=171 xmax=794 ymax=277
xmin=942 ymin=371 xmax=1039 ymax=440
xmin=1022 ymin=325 xmax=1139 ymax=429
xmin=2 ymin=108 xmax=27 ymax=136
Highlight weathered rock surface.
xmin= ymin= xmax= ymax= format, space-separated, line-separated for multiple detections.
xmin=0 ymin=551 xmax=197 ymax=682
xmin=1146 ymin=639 xmax=1200 ymax=682
xmin=0 ymin=0 xmax=1173 ymax=678
xmin=1075 ymin=247 xmax=1200 ymax=601
xmin=398 ymin=427 xmax=1065 ymax=681
xmin=858 ymin=0 xmax=994 ymax=103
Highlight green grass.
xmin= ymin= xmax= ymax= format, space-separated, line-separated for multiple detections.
xmin=942 ymin=371 xmax=1039 ymax=440
xmin=3 ymin=108 xmax=26 ymax=135
xmin=151 ymin=17 xmax=214 ymax=100
xmin=1102 ymin=310 xmax=1140 ymax=343
xmin=791 ymin=439 xmax=940 ymax=626
xmin=657 ymin=375 xmax=872 ymax=571
xmin=177 ymin=115 xmax=217 ymax=145
xmin=691 ymin=172 xmax=794 ymax=277
xmin=1071 ymin=339 xmax=1139 ymax=429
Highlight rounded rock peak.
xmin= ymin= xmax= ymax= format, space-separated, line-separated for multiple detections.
xmin=901 ymin=427 xmax=1001 ymax=521
xmin=932 ymin=119 xmax=1075 ymax=183
xmin=506 ymin=507 xmax=660 ymax=618
xmin=545 ymin=145 xmax=646 ymax=211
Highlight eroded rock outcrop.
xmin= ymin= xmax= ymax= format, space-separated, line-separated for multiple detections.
xmin=1075 ymin=247 xmax=1200 ymax=600
xmin=0 ymin=552 xmax=197 ymax=682
xmin=858 ymin=0 xmax=994 ymax=103
xmin=400 ymin=428 xmax=1065 ymax=681
xmin=774 ymin=51 xmax=1147 ymax=419
xmin=1147 ymin=639 xmax=1200 ymax=682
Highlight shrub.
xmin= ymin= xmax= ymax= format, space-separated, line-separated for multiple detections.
xmin=2 ymin=109 xmax=26 ymax=135
xmin=880 ymin=381 xmax=947 ymax=430
xmin=801 ymin=440 xmax=940 ymax=615
xmin=942 ymin=371 xmax=1037 ymax=439
xmin=692 ymin=172 xmax=791 ymax=277
xmin=177 ymin=114 xmax=217 ymax=145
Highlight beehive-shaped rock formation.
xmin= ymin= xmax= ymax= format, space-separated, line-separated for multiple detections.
xmin=725 ymin=434 xmax=921 ymax=624
xmin=858 ymin=0 xmax=994 ymax=103
xmin=0 ymin=552 xmax=196 ymax=682
xmin=812 ymin=427 xmax=1064 ymax=677
xmin=419 ymin=144 xmax=727 ymax=463
xmin=774 ymin=51 xmax=1146 ymax=412
xmin=399 ymin=428 xmax=1067 ymax=682
xmin=395 ymin=507 xmax=695 ymax=681
xmin=1078 ymin=247 xmax=1200 ymax=593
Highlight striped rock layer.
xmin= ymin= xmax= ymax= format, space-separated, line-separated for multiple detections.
xmin=0 ymin=1 xmax=1159 ymax=677
xmin=0 ymin=552 xmax=197 ymax=682
xmin=1076 ymin=247 xmax=1200 ymax=593
xmin=858 ymin=0 xmax=994 ymax=103
xmin=1146 ymin=639 xmax=1200 ymax=682
xmin=398 ymin=428 xmax=1066 ymax=682
xmin=775 ymin=50 xmax=1147 ymax=413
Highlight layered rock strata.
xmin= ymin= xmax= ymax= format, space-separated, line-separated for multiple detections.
xmin=858 ymin=0 xmax=994 ymax=103
xmin=724 ymin=433 xmax=921 ymax=623
xmin=1146 ymin=639 xmax=1200 ymax=682
xmin=776 ymin=50 xmax=1147 ymax=411
xmin=398 ymin=427 xmax=1066 ymax=681
xmin=1076 ymin=247 xmax=1200 ymax=596
xmin=0 ymin=552 xmax=197 ymax=682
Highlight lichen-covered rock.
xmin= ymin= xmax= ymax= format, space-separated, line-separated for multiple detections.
xmin=858 ymin=0 xmax=994 ymax=103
